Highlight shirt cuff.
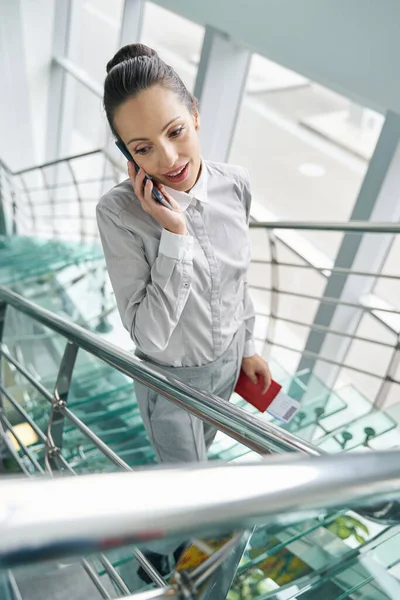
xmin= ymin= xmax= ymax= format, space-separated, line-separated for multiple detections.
xmin=159 ymin=229 xmax=193 ymax=261
xmin=243 ymin=338 xmax=256 ymax=358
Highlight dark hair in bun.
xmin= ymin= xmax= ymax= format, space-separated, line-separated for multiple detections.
xmin=105 ymin=43 xmax=157 ymax=74
xmin=103 ymin=43 xmax=197 ymax=138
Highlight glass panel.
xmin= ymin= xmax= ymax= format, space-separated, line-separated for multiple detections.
xmin=319 ymin=385 xmax=372 ymax=431
xmin=228 ymin=523 xmax=400 ymax=600
xmin=317 ymin=411 xmax=396 ymax=453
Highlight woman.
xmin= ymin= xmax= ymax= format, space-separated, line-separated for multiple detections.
xmin=97 ymin=43 xmax=271 ymax=466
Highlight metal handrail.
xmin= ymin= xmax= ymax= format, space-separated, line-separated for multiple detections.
xmin=121 ymin=590 xmax=178 ymax=600
xmin=249 ymin=220 xmax=400 ymax=233
xmin=3 ymin=149 xmax=400 ymax=396
xmin=249 ymin=218 xmax=400 ymax=404
xmin=4 ymin=149 xmax=400 ymax=235
xmin=0 ymin=149 xmax=105 ymax=177
xmin=1 ymin=450 xmax=400 ymax=568
xmin=1 ymin=283 xmax=397 ymax=535
xmin=3 ymin=146 xmax=400 ymax=598
xmin=2 ymin=150 xmax=400 ymax=425
xmin=0 ymin=285 xmax=320 ymax=457
xmin=1 ymin=165 xmax=400 ymax=595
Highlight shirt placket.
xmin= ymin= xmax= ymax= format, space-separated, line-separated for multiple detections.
xmin=188 ymin=201 xmax=222 ymax=360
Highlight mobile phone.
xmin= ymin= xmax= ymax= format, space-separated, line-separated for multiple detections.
xmin=115 ymin=140 xmax=173 ymax=210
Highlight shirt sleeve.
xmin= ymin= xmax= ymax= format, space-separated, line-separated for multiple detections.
xmin=96 ymin=204 xmax=193 ymax=354
xmin=241 ymin=168 xmax=256 ymax=358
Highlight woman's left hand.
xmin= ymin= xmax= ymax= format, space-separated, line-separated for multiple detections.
xmin=241 ymin=354 xmax=272 ymax=394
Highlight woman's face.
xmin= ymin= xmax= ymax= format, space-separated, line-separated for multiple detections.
xmin=114 ymin=85 xmax=201 ymax=192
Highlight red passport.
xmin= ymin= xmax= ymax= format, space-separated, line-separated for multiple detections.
xmin=234 ymin=371 xmax=300 ymax=422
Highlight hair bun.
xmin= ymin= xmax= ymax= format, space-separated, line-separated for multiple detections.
xmin=106 ymin=44 xmax=158 ymax=74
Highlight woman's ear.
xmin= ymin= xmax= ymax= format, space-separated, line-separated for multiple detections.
xmin=193 ymin=110 xmax=200 ymax=131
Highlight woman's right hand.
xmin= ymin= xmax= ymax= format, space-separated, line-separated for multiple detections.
xmin=128 ymin=162 xmax=187 ymax=236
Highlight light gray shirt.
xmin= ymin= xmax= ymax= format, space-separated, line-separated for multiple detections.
xmin=96 ymin=159 xmax=255 ymax=368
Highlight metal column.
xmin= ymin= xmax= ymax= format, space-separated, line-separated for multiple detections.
xmin=194 ymin=25 xmax=251 ymax=163
xmin=120 ymin=0 xmax=144 ymax=46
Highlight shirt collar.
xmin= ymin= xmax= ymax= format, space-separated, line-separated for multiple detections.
xmin=164 ymin=160 xmax=208 ymax=212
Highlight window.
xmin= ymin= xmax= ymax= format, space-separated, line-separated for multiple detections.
xmin=230 ymin=53 xmax=383 ymax=259
xmin=141 ymin=2 xmax=205 ymax=94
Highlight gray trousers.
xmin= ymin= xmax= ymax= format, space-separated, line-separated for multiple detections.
xmin=134 ymin=325 xmax=245 ymax=464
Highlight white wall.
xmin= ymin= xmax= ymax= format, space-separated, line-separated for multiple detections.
xmin=0 ymin=0 xmax=54 ymax=170
xmin=151 ymin=0 xmax=400 ymax=116
xmin=0 ymin=1 xmax=33 ymax=169
xmin=20 ymin=0 xmax=55 ymax=164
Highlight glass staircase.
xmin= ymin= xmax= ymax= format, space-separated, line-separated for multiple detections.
xmin=1 ymin=155 xmax=400 ymax=599
xmin=1 ymin=253 xmax=399 ymax=599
